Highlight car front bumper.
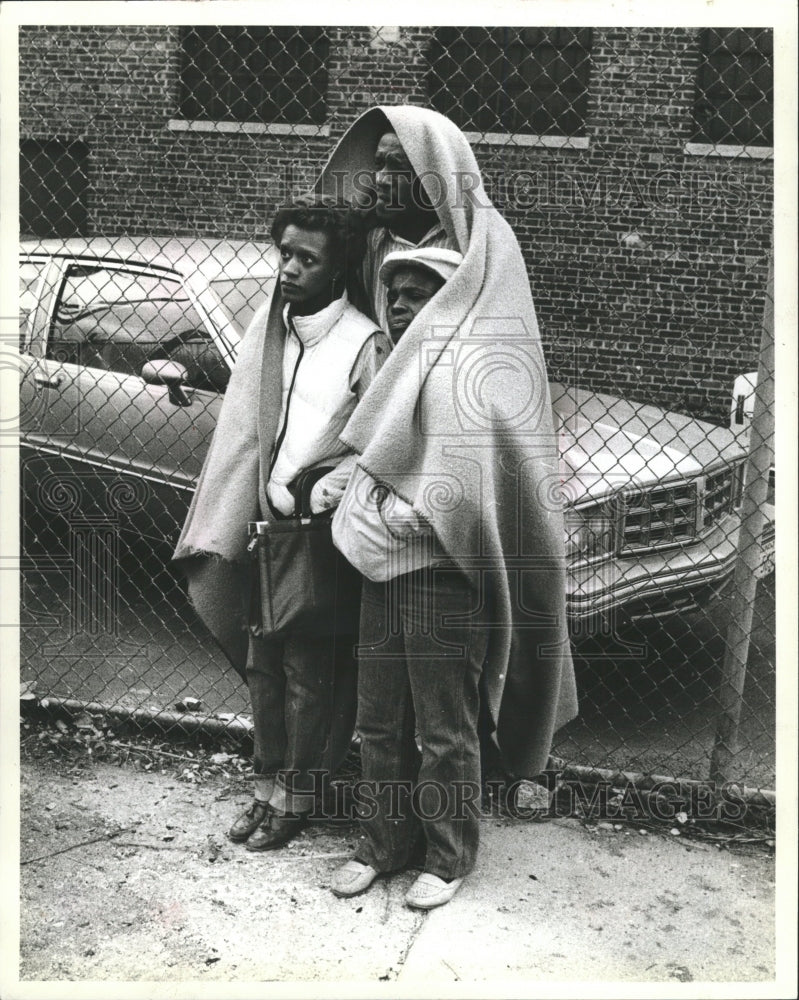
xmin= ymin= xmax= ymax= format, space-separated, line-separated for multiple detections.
xmin=565 ymin=508 xmax=775 ymax=626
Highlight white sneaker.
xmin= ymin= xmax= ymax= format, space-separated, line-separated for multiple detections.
xmin=331 ymin=859 xmax=379 ymax=898
xmin=405 ymin=872 xmax=464 ymax=909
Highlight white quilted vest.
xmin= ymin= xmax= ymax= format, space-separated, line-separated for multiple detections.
xmin=268 ymin=294 xmax=379 ymax=496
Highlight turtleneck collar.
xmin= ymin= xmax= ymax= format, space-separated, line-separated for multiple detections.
xmin=282 ymin=291 xmax=349 ymax=348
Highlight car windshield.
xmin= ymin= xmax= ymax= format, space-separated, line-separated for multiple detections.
xmin=209 ymin=277 xmax=275 ymax=336
xmin=58 ymin=267 xmax=184 ymax=317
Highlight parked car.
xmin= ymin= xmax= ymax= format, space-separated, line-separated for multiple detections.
xmin=18 ymin=238 xmax=774 ymax=629
xmin=553 ymin=382 xmax=774 ymax=625
xmin=19 ymin=237 xmax=278 ymax=547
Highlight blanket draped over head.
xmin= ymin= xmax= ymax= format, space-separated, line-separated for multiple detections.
xmin=316 ymin=106 xmax=578 ymax=778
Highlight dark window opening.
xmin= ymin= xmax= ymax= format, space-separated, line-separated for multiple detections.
xmin=693 ymin=28 xmax=773 ymax=146
xmin=179 ymin=26 xmax=329 ymax=126
xmin=49 ymin=264 xmax=229 ymax=392
xmin=20 ymin=139 xmax=88 ymax=238
xmin=427 ymin=27 xmax=592 ymax=136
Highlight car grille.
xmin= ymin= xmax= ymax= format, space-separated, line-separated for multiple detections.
xmin=702 ymin=464 xmax=744 ymax=529
xmin=619 ymin=462 xmax=744 ymax=556
xmin=621 ymin=482 xmax=698 ymax=552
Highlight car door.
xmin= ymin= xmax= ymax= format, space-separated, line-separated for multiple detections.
xmin=22 ymin=253 xmax=230 ymax=545
xmin=19 ymin=254 xmax=54 ymax=438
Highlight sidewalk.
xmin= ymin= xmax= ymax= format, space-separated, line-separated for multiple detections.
xmin=13 ymin=750 xmax=780 ymax=992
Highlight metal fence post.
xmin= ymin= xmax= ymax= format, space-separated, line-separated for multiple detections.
xmin=709 ymin=255 xmax=775 ymax=786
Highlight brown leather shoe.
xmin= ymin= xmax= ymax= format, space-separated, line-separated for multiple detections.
xmin=228 ymin=800 xmax=271 ymax=843
xmin=245 ymin=810 xmax=308 ymax=852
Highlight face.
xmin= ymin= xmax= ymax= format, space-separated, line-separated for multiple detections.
xmin=373 ymin=133 xmax=416 ymax=220
xmin=278 ymin=224 xmax=338 ymax=311
xmin=385 ymin=267 xmax=444 ymax=339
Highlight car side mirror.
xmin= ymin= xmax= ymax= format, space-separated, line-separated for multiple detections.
xmin=141 ymin=359 xmax=192 ymax=407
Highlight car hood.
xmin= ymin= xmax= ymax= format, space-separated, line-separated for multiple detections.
xmin=551 ymin=383 xmax=746 ymax=506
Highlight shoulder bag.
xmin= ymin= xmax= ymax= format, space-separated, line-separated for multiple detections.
xmin=248 ymin=467 xmax=361 ymax=637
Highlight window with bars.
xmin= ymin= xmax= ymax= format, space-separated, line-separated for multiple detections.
xmin=427 ymin=27 xmax=592 ymax=137
xmin=178 ymin=26 xmax=329 ymax=126
xmin=693 ymin=28 xmax=773 ymax=146
xmin=20 ymin=139 xmax=88 ymax=237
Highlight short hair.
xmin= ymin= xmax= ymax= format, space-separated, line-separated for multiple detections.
xmin=270 ymin=194 xmax=367 ymax=275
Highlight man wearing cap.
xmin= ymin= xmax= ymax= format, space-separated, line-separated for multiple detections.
xmin=380 ymin=247 xmax=462 ymax=344
xmin=329 ymin=246 xmax=465 ymax=546
xmin=312 ymin=247 xmax=462 ymax=515
xmin=333 ymin=244 xmax=479 ymax=909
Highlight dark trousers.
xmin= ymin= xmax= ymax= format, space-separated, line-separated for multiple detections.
xmin=246 ymin=632 xmax=356 ymax=813
xmin=355 ymin=569 xmax=488 ymax=880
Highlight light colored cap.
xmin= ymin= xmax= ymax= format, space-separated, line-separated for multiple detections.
xmin=379 ymin=247 xmax=463 ymax=287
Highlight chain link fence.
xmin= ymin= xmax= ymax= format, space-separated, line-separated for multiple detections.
xmin=17 ymin=25 xmax=775 ymax=797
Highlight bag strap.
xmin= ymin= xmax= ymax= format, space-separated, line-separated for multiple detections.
xmin=294 ymin=466 xmax=335 ymax=520
xmin=268 ymin=318 xmax=305 ymax=478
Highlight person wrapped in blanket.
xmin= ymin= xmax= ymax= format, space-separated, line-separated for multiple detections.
xmin=173 ymin=195 xmax=391 ymax=851
xmin=319 ymin=105 xmax=578 ymax=910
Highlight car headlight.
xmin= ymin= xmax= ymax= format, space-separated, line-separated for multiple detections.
xmin=564 ymin=506 xmax=616 ymax=562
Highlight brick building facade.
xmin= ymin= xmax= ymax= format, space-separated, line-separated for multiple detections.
xmin=18 ymin=25 xmax=773 ymax=422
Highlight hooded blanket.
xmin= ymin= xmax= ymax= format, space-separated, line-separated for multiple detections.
xmin=317 ymin=106 xmax=578 ymax=777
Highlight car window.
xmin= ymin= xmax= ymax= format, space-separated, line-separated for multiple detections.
xmin=19 ymin=259 xmax=47 ymax=349
xmin=209 ymin=276 xmax=274 ymax=335
xmin=47 ymin=263 xmax=230 ymax=392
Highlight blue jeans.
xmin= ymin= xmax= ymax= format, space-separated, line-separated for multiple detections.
xmin=246 ymin=632 xmax=356 ymax=813
xmin=355 ymin=569 xmax=488 ymax=880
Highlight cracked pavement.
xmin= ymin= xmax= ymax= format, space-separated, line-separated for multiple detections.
xmin=14 ymin=753 xmax=778 ymax=987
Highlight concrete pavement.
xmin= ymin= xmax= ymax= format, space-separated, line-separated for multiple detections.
xmin=12 ymin=752 xmax=782 ymax=994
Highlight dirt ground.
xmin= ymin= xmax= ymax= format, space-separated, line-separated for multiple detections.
xmin=20 ymin=556 xmax=777 ymax=790
xmin=10 ymin=726 xmax=784 ymax=994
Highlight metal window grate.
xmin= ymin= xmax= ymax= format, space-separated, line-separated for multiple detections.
xmin=179 ymin=26 xmax=329 ymax=126
xmin=694 ymin=27 xmax=773 ymax=145
xmin=427 ymin=27 xmax=592 ymax=137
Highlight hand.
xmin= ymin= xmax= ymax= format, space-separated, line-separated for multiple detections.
xmin=378 ymin=492 xmax=425 ymax=539
xmin=266 ymin=480 xmax=295 ymax=516
xmin=310 ymin=478 xmax=343 ymax=514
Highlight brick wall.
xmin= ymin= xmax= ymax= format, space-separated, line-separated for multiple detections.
xmin=18 ymin=24 xmax=773 ymax=422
